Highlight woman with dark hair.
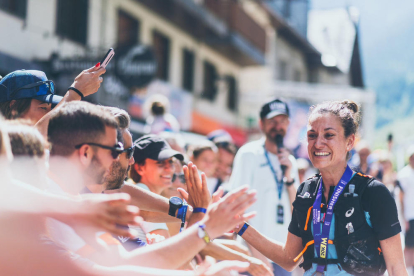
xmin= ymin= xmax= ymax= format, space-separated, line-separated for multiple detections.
xmin=0 ymin=66 xmax=105 ymax=136
xmin=235 ymin=100 xmax=406 ymax=275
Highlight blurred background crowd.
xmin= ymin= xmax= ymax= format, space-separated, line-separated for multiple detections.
xmin=1 ymin=0 xmax=414 ymax=275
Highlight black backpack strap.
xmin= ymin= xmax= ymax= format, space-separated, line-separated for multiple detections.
xmin=299 ymin=258 xmax=340 ymax=271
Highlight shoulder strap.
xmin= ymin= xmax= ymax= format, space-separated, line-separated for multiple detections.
xmin=297 ymin=174 xmax=321 ymax=198
xmin=350 ymin=172 xmax=375 ymax=195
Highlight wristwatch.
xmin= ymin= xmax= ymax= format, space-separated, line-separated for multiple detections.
xmin=168 ymin=196 xmax=183 ymax=217
xmin=197 ymin=223 xmax=211 ymax=244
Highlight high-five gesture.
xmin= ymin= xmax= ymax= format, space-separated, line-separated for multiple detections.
xmin=180 ymin=162 xmax=211 ymax=209
xmin=202 ymin=186 xmax=257 ymax=240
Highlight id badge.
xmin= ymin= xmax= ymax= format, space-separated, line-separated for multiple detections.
xmin=277 ymin=204 xmax=284 ymax=224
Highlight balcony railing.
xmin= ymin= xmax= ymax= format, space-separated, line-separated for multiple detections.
xmin=204 ymin=0 xmax=266 ymax=53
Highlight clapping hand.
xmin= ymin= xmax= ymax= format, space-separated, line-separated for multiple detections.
xmin=179 ymin=162 xmax=211 ymax=209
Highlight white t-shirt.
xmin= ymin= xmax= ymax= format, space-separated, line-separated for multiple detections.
xmin=45 ymin=178 xmax=88 ymax=253
xmin=134 ymin=184 xmax=169 ymax=242
xmin=45 ymin=178 xmax=121 ymax=255
xmin=397 ymin=165 xmax=414 ymax=221
xmin=229 ymin=138 xmax=299 ymax=244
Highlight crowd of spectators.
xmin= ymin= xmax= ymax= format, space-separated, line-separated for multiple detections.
xmin=0 ymin=65 xmax=413 ymax=276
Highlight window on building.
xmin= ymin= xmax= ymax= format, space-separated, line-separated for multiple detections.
xmin=56 ymin=0 xmax=88 ymax=45
xmin=202 ymin=61 xmax=218 ymax=101
xmin=279 ymin=61 xmax=288 ymax=81
xmin=182 ymin=49 xmax=195 ymax=92
xmin=152 ymin=30 xmax=170 ymax=81
xmin=294 ymin=69 xmax=301 ymax=82
xmin=117 ymin=10 xmax=140 ymax=48
xmin=0 ymin=0 xmax=27 ymax=19
xmin=226 ymin=75 xmax=238 ymax=111
xmin=308 ymin=67 xmax=319 ymax=83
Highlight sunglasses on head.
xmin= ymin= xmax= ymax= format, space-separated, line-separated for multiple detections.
xmin=172 ymin=173 xmax=186 ymax=184
xmin=75 ymin=142 xmax=124 ymax=159
xmin=11 ymin=80 xmax=55 ymax=97
xmin=123 ymin=146 xmax=135 ymax=159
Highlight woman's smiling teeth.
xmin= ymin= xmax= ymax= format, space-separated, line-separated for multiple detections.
xmin=314 ymin=152 xmax=330 ymax=156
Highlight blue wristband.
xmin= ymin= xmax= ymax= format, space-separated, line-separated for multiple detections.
xmin=237 ymin=222 xmax=249 ymax=236
xmin=178 ymin=200 xmax=188 ymax=232
xmin=193 ymin=207 xmax=207 ymax=214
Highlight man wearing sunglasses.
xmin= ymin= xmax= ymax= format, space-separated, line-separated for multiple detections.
xmin=47 ymin=101 xmax=124 ymax=194
xmin=100 ymin=106 xmax=135 ymax=191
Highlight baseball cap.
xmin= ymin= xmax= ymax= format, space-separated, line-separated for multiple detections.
xmin=133 ymin=134 xmax=184 ymax=163
xmin=260 ymin=99 xmax=289 ymax=119
xmin=207 ymin=129 xmax=234 ymax=144
xmin=0 ymin=70 xmax=63 ymax=106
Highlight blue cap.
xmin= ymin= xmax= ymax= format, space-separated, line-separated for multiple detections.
xmin=0 ymin=69 xmax=63 ymax=106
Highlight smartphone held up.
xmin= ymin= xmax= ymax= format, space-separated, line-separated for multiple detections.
xmin=100 ymin=48 xmax=115 ymax=68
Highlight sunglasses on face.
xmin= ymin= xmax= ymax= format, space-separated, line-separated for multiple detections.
xmin=75 ymin=142 xmax=124 ymax=159
xmin=172 ymin=173 xmax=186 ymax=184
xmin=11 ymin=80 xmax=55 ymax=97
xmin=123 ymin=146 xmax=135 ymax=159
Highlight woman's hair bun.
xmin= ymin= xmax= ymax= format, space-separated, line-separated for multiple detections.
xmin=341 ymin=100 xmax=359 ymax=113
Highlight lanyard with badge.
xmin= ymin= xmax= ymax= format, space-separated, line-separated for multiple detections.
xmin=312 ymin=165 xmax=353 ymax=276
xmin=264 ymin=147 xmax=285 ymax=224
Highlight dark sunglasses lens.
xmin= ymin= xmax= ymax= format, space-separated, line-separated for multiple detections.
xmin=172 ymin=173 xmax=185 ymax=184
xmin=111 ymin=150 xmax=121 ymax=159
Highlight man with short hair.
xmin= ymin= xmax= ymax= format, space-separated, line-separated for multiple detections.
xmin=101 ymin=108 xmax=192 ymax=226
xmin=100 ymin=106 xmax=135 ymax=191
xmin=229 ymin=99 xmax=299 ymax=276
xmin=207 ymin=130 xmax=237 ymax=193
xmin=213 ymin=140 xmax=237 ymax=193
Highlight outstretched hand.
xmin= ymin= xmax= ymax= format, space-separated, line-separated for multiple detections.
xmin=203 ymin=186 xmax=257 ymax=240
xmin=71 ymin=65 xmax=106 ymax=97
xmin=68 ymin=193 xmax=142 ymax=238
xmin=179 ymin=162 xmax=211 ymax=209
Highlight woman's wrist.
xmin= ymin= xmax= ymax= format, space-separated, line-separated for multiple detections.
xmin=237 ymin=222 xmax=249 ymax=236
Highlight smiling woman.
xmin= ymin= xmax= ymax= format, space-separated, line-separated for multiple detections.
xmin=307 ymin=100 xmax=359 ymax=179
xmin=235 ymin=100 xmax=408 ymax=276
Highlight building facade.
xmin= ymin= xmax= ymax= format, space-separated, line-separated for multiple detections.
xmin=0 ymin=0 xmax=374 ymax=146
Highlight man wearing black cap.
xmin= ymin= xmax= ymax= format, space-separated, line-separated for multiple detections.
xmin=229 ymin=99 xmax=299 ymax=276
xmin=129 ymin=134 xmax=184 ymax=241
